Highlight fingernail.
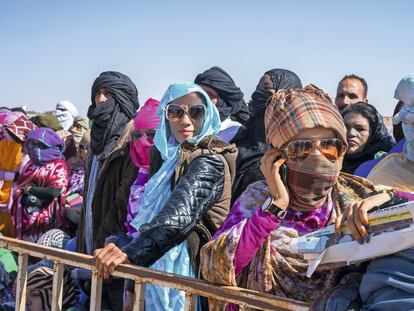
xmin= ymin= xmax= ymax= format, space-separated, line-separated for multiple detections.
xmin=364 ymin=235 xmax=370 ymax=243
xmin=358 ymin=237 xmax=364 ymax=244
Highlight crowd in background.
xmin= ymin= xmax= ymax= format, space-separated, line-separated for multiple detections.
xmin=0 ymin=69 xmax=414 ymax=311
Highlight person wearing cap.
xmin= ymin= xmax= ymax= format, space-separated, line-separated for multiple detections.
xmin=200 ymin=85 xmax=414 ymax=310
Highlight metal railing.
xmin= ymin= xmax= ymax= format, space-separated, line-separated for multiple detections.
xmin=0 ymin=236 xmax=310 ymax=311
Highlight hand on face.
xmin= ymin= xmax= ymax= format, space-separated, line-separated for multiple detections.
xmin=260 ymin=149 xmax=289 ymax=210
xmin=93 ymin=243 xmax=130 ymax=279
xmin=335 ymin=192 xmax=391 ymax=244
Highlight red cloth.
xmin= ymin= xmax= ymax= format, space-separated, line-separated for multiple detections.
xmin=12 ymin=159 xmax=68 ymax=242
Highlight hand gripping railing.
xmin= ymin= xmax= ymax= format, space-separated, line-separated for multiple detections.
xmin=0 ymin=236 xmax=309 ymax=311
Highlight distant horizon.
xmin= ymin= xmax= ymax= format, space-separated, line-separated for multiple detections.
xmin=1 ymin=1 xmax=413 ymax=117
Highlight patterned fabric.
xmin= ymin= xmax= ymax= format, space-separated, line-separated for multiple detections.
xmin=11 ymin=159 xmax=68 ymax=242
xmin=3 ymin=114 xmax=36 ymax=143
xmin=37 ymin=229 xmax=70 ymax=249
xmin=67 ymin=164 xmax=85 ymax=196
xmin=264 ymin=84 xmax=347 ymax=148
xmin=201 ymin=174 xmax=386 ymax=310
xmin=124 ymin=168 xmax=148 ymax=237
xmin=287 ymin=154 xmax=341 ymax=211
xmin=129 ymin=82 xmax=221 ymax=310
xmin=27 ymin=266 xmax=77 ymax=311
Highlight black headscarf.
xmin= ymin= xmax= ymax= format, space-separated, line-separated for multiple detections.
xmin=87 ymin=71 xmax=139 ymax=156
xmin=249 ymin=68 xmax=302 ymax=118
xmin=342 ymin=102 xmax=396 ymax=174
xmin=194 ymin=66 xmax=249 ymax=123
xmin=231 ymin=69 xmax=302 ymax=203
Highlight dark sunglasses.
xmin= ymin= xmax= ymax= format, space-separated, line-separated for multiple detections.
xmin=277 ymin=138 xmax=345 ymax=163
xmin=164 ymin=103 xmax=206 ymax=121
xmin=131 ymin=130 xmax=156 ymax=142
xmin=78 ymin=144 xmax=88 ymax=150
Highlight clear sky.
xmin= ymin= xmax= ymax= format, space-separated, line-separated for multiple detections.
xmin=1 ymin=0 xmax=413 ymax=116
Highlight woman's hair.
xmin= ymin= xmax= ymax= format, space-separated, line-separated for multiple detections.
xmin=341 ymin=102 xmax=378 ymax=133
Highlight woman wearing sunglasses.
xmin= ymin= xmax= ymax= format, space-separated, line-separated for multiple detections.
xmin=200 ymin=85 xmax=414 ymax=310
xmin=11 ymin=127 xmax=69 ymax=243
xmin=94 ymin=82 xmax=237 ymax=310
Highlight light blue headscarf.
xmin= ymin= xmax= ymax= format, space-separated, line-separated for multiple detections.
xmin=131 ymin=82 xmax=220 ymax=310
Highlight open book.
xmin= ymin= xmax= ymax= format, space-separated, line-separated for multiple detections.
xmin=288 ymin=201 xmax=414 ymax=277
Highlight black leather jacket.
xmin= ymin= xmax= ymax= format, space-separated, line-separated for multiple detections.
xmin=122 ymin=153 xmax=225 ymax=269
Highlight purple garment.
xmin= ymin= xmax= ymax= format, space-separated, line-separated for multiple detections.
xmin=25 ymin=128 xmax=65 ymax=166
xmin=354 ymin=139 xmax=406 ymax=178
xmin=234 ymin=201 xmax=333 ymax=276
xmin=232 ymin=189 xmax=414 ymax=279
xmin=67 ymin=164 xmax=85 ymax=196
xmin=124 ymin=168 xmax=149 ymax=237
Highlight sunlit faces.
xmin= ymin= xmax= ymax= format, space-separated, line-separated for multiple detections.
xmin=166 ymin=92 xmax=206 ymax=144
xmin=343 ymin=112 xmax=371 ymax=155
xmin=94 ymin=89 xmax=110 ymax=106
xmin=335 ymin=78 xmax=367 ymax=110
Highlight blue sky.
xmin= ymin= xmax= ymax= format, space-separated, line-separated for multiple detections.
xmin=1 ymin=0 xmax=413 ymax=116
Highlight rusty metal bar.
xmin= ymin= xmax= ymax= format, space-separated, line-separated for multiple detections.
xmin=184 ymin=292 xmax=197 ymax=311
xmin=15 ymin=253 xmax=28 ymax=311
xmin=89 ymin=269 xmax=103 ymax=311
xmin=0 ymin=236 xmax=309 ymax=311
xmin=132 ymin=281 xmax=146 ymax=311
xmin=51 ymin=261 xmax=64 ymax=311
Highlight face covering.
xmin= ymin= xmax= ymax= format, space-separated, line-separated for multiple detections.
xmin=53 ymin=111 xmax=74 ymax=131
xmin=287 ymin=154 xmax=341 ymax=211
xmin=130 ymin=135 xmax=153 ymax=169
xmin=28 ymin=146 xmax=63 ymax=166
xmin=249 ymin=89 xmax=274 ymax=117
xmin=88 ymin=98 xmax=116 ymax=155
xmin=403 ymin=122 xmax=414 ymax=162
xmin=70 ymin=129 xmax=86 ymax=145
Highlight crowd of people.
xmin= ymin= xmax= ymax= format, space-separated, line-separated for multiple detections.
xmin=0 ymin=68 xmax=413 ymax=311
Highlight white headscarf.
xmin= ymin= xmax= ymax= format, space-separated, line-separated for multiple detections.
xmin=53 ymin=100 xmax=78 ymax=131
xmin=394 ymin=74 xmax=414 ymax=161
